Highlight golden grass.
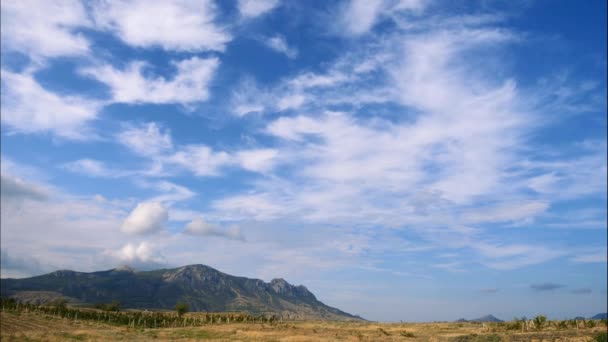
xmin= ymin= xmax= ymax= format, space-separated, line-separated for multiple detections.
xmin=1 ymin=311 xmax=604 ymax=341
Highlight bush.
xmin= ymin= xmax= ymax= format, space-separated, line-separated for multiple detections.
xmin=586 ymin=320 xmax=597 ymax=328
xmin=533 ymin=315 xmax=547 ymax=331
xmin=175 ymin=302 xmax=189 ymax=317
xmin=593 ymin=332 xmax=607 ymax=342
xmin=554 ymin=320 xmax=568 ymax=329
xmin=95 ymin=300 xmax=120 ymax=312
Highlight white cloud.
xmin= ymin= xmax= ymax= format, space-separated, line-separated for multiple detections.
xmin=339 ymin=0 xmax=427 ymax=36
xmin=238 ymin=0 xmax=280 ymax=18
xmin=168 ymin=145 xmax=232 ymax=176
xmin=213 ymin=194 xmax=284 ymax=221
xmin=92 ymin=0 xmax=230 ymax=52
xmin=277 ymin=93 xmax=306 ymax=111
xmin=463 ymin=201 xmax=549 ymax=224
xmin=121 ymin=202 xmax=168 ymax=235
xmin=340 ymin=0 xmax=385 ymax=36
xmin=473 ymin=242 xmax=563 ymax=270
xmin=184 ymin=218 xmax=244 ymax=240
xmin=81 ymin=57 xmax=219 ymax=105
xmin=110 ymin=242 xmax=166 ymax=268
xmin=571 ymin=251 xmax=608 ymax=264
xmin=289 ymin=72 xmax=348 ymax=89
xmin=236 ymin=149 xmax=279 ymax=173
xmin=143 ymin=181 xmax=196 ymax=204
xmin=0 ymin=0 xmax=91 ymax=59
xmin=63 ymin=159 xmax=130 ymax=178
xmin=263 ymin=35 xmax=298 ymax=59
xmin=117 ymin=122 xmax=173 ymax=157
xmin=1 ymin=70 xmax=100 ymax=139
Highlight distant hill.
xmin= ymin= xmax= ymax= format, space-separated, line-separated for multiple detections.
xmin=591 ymin=313 xmax=607 ymax=320
xmin=455 ymin=314 xmax=504 ymax=323
xmin=0 ymin=264 xmax=362 ymax=321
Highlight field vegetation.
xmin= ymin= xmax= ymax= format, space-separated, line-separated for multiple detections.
xmin=1 ymin=298 xmax=606 ymax=341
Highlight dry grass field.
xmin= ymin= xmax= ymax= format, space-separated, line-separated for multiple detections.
xmin=1 ymin=310 xmax=606 ymax=342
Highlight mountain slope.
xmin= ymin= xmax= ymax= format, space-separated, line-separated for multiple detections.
xmin=470 ymin=315 xmax=503 ymax=322
xmin=591 ymin=313 xmax=607 ymax=320
xmin=0 ymin=264 xmax=361 ymax=321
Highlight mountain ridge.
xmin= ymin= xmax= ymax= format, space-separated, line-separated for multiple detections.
xmin=0 ymin=264 xmax=363 ymax=321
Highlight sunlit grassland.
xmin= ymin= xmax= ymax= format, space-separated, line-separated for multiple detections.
xmin=2 ymin=308 xmax=607 ymax=342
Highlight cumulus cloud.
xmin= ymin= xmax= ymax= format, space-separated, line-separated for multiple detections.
xmin=92 ymin=0 xmax=230 ymax=52
xmin=263 ymin=35 xmax=298 ymax=59
xmin=184 ymin=218 xmax=244 ymax=241
xmin=0 ymin=0 xmax=91 ymax=59
xmin=238 ymin=0 xmax=280 ymax=18
xmin=80 ymin=57 xmax=219 ymax=105
xmin=110 ymin=242 xmax=166 ymax=269
xmin=530 ymin=283 xmax=565 ymax=291
xmin=121 ymin=202 xmax=168 ymax=235
xmin=1 ymin=70 xmax=100 ymax=139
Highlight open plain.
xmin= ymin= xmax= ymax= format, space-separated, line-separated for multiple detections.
xmin=2 ymin=309 xmax=606 ymax=342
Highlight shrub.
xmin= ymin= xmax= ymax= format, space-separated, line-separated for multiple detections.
xmin=593 ymin=332 xmax=607 ymax=342
xmin=554 ymin=320 xmax=568 ymax=329
xmin=533 ymin=315 xmax=547 ymax=331
xmin=506 ymin=318 xmax=522 ymax=331
xmin=95 ymin=300 xmax=120 ymax=312
xmin=586 ymin=320 xmax=597 ymax=328
xmin=175 ymin=302 xmax=189 ymax=317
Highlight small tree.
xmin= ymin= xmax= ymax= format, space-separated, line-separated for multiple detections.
xmin=175 ymin=302 xmax=189 ymax=317
xmin=533 ymin=315 xmax=547 ymax=331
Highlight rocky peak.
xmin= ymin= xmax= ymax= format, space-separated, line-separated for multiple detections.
xmin=269 ymin=278 xmax=316 ymax=300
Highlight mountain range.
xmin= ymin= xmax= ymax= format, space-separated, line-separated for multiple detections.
xmin=0 ymin=264 xmax=362 ymax=321
xmin=455 ymin=314 xmax=504 ymax=323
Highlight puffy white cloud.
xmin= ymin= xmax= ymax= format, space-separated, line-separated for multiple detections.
xmin=0 ymin=0 xmax=91 ymax=59
xmin=263 ymin=35 xmax=298 ymax=59
xmin=121 ymin=202 xmax=168 ymax=235
xmin=184 ymin=218 xmax=244 ymax=241
xmin=238 ymin=0 xmax=280 ymax=18
xmin=117 ymin=122 xmax=173 ymax=157
xmin=0 ymin=70 xmax=100 ymax=139
xmin=92 ymin=0 xmax=230 ymax=52
xmin=110 ymin=242 xmax=166 ymax=268
xmin=80 ymin=57 xmax=219 ymax=105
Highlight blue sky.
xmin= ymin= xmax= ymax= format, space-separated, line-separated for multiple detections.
xmin=0 ymin=0 xmax=606 ymax=322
